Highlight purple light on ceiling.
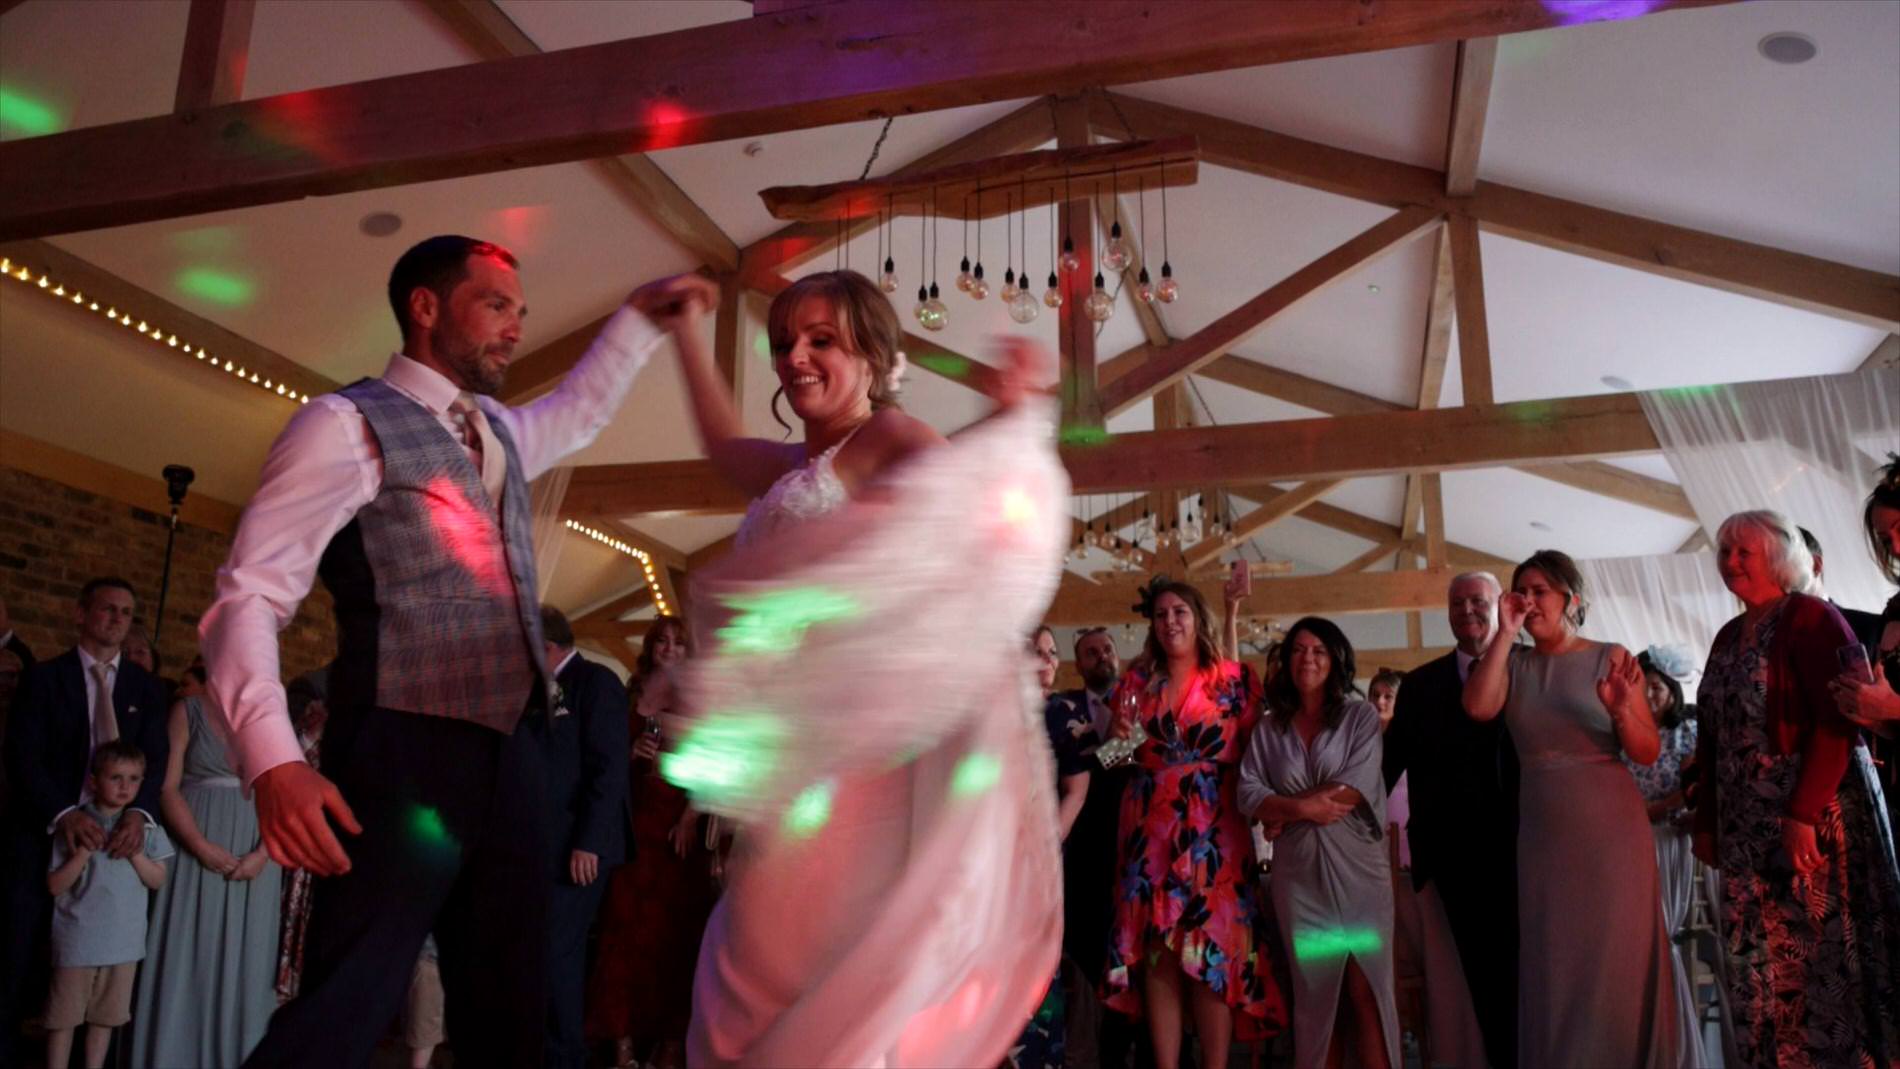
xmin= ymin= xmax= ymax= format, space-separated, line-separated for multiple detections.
xmin=1541 ymin=0 xmax=1666 ymax=26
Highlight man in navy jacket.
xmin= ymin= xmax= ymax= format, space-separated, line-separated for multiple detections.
xmin=529 ymin=607 xmax=629 ymax=1069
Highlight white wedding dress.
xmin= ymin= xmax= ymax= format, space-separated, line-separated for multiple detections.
xmin=674 ymin=404 xmax=1068 ymax=1068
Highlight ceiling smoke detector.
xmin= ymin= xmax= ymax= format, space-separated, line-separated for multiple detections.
xmin=1529 ymin=520 xmax=1553 ymax=532
xmin=1600 ymin=374 xmax=1635 ymax=390
xmin=359 ymin=211 xmax=404 ymax=238
xmin=1758 ymin=32 xmax=1817 ymax=65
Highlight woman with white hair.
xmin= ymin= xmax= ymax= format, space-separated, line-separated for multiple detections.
xmin=1692 ymin=509 xmax=1900 ymax=1067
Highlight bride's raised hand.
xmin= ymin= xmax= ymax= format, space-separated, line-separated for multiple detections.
xmin=627 ymin=274 xmax=719 ymax=333
xmin=979 ymin=336 xmax=1054 ymax=411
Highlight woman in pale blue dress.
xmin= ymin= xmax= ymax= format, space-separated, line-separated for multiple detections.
xmin=130 ymin=688 xmax=281 ymax=1067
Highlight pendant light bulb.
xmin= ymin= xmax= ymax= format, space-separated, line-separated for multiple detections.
xmin=1084 ymin=271 xmax=1114 ymax=323
xmin=1102 ymin=220 xmax=1132 ymax=273
xmin=1001 ymin=266 xmax=1018 ymax=303
xmin=956 ymin=256 xmax=973 ymax=293
xmin=1136 ymin=265 xmax=1155 ymax=304
xmin=881 ymin=256 xmax=899 ymax=294
xmin=1155 ymin=261 xmax=1180 ymax=304
xmin=1042 ymin=272 xmax=1063 ymax=309
xmin=920 ymin=282 xmax=948 ymax=332
xmin=970 ymin=262 xmax=989 ymax=301
xmin=1059 ymin=235 xmax=1080 ymax=273
xmin=1007 ymin=288 xmax=1040 ymax=324
xmin=913 ymin=285 xmax=931 ymax=326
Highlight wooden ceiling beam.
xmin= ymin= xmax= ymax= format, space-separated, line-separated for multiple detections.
xmin=573 ymin=586 xmax=653 ymax=629
xmin=1443 ymin=38 xmax=1498 ymax=197
xmin=1333 ymin=538 xmax=1406 ymax=574
xmin=1420 ymin=472 xmax=1448 ymax=569
xmin=1046 ymin=566 xmax=1457 ymax=626
xmin=1098 ymin=205 xmax=1442 ymax=416
xmin=418 ymin=0 xmax=738 ymax=271
xmin=0 ymin=0 xmax=1731 ymax=242
xmin=1447 ymin=213 xmax=1495 ymax=406
xmin=175 ymin=0 xmax=255 ymax=113
xmin=1097 ymin=91 xmax=1899 ymax=331
xmin=565 ymin=390 xmax=1658 ymax=516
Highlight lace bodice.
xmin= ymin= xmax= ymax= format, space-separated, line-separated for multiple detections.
xmin=733 ymin=434 xmax=855 ymax=550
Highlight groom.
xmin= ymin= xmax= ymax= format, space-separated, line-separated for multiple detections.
xmin=201 ymin=235 xmax=714 ymax=1068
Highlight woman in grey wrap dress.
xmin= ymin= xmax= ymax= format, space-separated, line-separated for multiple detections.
xmin=1465 ymin=550 xmax=1678 ymax=1068
xmin=1238 ymin=617 xmax=1397 ymax=1069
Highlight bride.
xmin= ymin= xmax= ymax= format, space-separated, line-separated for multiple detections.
xmin=642 ymin=270 xmax=1068 ymax=1067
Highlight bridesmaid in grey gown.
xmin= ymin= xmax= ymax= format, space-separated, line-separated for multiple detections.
xmin=1464 ymin=550 xmax=1678 ymax=1068
xmin=129 ymin=691 xmax=281 ymax=1067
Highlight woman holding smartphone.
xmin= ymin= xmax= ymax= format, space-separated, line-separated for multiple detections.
xmin=1691 ymin=511 xmax=1900 ymax=1067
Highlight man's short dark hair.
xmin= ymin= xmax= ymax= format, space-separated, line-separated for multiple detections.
xmin=90 ymin=739 xmax=147 ymax=776
xmin=79 ymin=577 xmax=136 ymax=609
xmin=540 ymin=606 xmax=575 ymax=650
xmin=387 ymin=235 xmax=519 ymax=339
xmin=1798 ymin=526 xmax=1821 ymax=560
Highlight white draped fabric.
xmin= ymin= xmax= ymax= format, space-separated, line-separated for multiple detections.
xmin=1640 ymin=367 xmax=1900 ymax=614
xmin=1579 ymin=552 xmax=1738 ymax=685
xmin=527 ymin=464 xmax=574 ymax=598
xmin=671 ymin=404 xmax=1068 ymax=1068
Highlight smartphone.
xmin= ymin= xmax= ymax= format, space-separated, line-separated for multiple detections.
xmin=1839 ymin=643 xmax=1876 ymax=685
xmin=1230 ymin=559 xmax=1253 ymax=599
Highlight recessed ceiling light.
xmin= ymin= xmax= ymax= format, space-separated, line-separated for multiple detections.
xmin=1366 ymin=284 xmax=1380 ymax=294
xmin=743 ymin=141 xmax=766 ymax=158
xmin=359 ymin=211 xmax=403 ymax=238
xmin=1600 ymin=374 xmax=1634 ymax=390
xmin=1758 ymin=32 xmax=1817 ymax=65
xmin=1529 ymin=520 xmax=1552 ymax=532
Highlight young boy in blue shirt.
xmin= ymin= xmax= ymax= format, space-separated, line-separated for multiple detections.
xmin=44 ymin=739 xmax=171 ymax=1069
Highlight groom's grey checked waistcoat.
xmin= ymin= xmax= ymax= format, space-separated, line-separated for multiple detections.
xmin=317 ymin=378 xmax=548 ymax=732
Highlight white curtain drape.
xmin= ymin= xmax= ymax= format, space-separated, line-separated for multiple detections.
xmin=528 ymin=465 xmax=574 ymax=599
xmin=1580 ymin=551 xmax=1738 ymax=687
xmin=1640 ymin=367 xmax=1900 ymax=615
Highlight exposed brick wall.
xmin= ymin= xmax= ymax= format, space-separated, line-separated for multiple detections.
xmin=0 ymin=465 xmax=335 ymax=681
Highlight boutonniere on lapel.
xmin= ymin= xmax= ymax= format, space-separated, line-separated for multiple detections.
xmin=550 ymin=683 xmax=570 ymax=718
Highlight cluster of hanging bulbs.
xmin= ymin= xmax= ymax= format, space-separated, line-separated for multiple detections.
xmin=870 ymin=165 xmax=1182 ymax=333
xmin=1065 ymin=492 xmax=1226 ymax=566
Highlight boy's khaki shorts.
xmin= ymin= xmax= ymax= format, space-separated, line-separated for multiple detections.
xmin=404 ymin=955 xmax=445 ymax=1050
xmin=45 ymin=962 xmax=137 ymax=1029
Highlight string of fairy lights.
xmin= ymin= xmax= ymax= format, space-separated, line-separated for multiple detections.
xmin=0 ymin=254 xmax=313 ymax=405
xmin=562 ymin=519 xmax=671 ymax=618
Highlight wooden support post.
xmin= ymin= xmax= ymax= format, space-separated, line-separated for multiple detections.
xmin=175 ymin=0 xmax=255 ymax=112
xmin=1448 ymin=214 xmax=1493 ymax=407
xmin=713 ymin=272 xmax=743 ymax=393
xmin=1053 ymin=95 xmax=1103 ymax=434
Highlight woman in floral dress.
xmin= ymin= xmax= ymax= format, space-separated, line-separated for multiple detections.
xmin=1694 ymin=510 xmax=1900 ymax=1068
xmin=1105 ymin=577 xmax=1283 ymax=1069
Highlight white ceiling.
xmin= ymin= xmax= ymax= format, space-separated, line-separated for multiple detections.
xmin=2 ymin=0 xmax=1895 ymax=639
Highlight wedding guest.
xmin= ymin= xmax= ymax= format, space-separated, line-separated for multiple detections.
xmin=1014 ymin=624 xmax=1086 ymax=1069
xmin=1239 ymin=617 xmax=1397 ymax=1069
xmin=1694 ymin=510 xmax=1900 ymax=1066
xmin=129 ymin=686 xmax=280 ymax=1067
xmin=1105 ymin=577 xmax=1282 ymax=1069
xmin=1465 ymin=550 xmax=1677 ymax=1067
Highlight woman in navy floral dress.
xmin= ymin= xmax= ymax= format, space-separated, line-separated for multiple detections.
xmin=1105 ymin=578 xmax=1284 ymax=1069
xmin=1694 ymin=511 xmax=1900 ymax=1068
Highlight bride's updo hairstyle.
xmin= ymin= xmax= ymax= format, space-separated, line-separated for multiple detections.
xmin=766 ymin=270 xmax=904 ymax=432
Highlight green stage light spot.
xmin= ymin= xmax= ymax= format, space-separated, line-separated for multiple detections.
xmin=950 ymin=752 xmax=1002 ymax=798
xmin=0 ymin=87 xmax=63 ymax=137
xmin=1293 ymin=926 xmax=1383 ymax=961
xmin=661 ymin=710 xmax=784 ymax=800
xmin=176 ymin=267 xmax=256 ymax=306
xmin=784 ymin=779 xmax=836 ymax=837
xmin=717 ymin=587 xmax=861 ymax=655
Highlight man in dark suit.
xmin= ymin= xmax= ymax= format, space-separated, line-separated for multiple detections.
xmin=1800 ymin=527 xmax=1885 ymax=651
xmin=1045 ymin=627 xmax=1152 ymax=1069
xmin=529 ymin=608 xmax=629 ymax=1069
xmin=0 ymin=577 xmax=169 ymax=1068
xmin=1383 ymin=571 xmax=1519 ymax=1069
xmin=0 ymin=595 xmax=34 ymax=674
